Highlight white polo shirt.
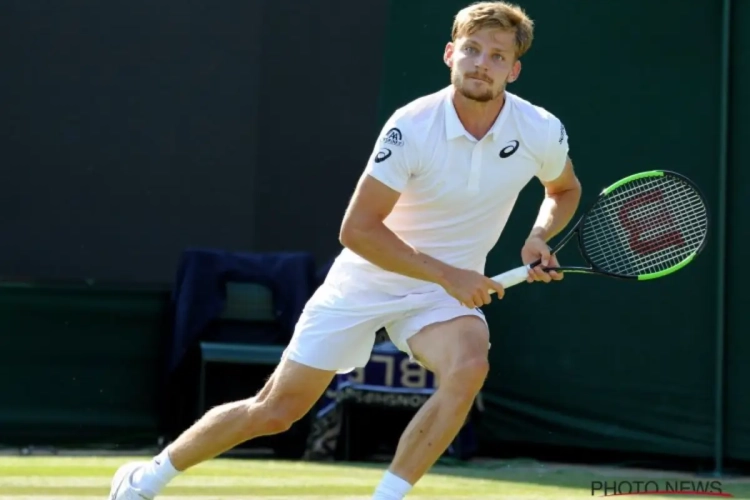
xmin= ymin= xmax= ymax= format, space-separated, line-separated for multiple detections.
xmin=327 ymin=85 xmax=570 ymax=296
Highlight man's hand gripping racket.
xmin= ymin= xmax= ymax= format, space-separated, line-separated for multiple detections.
xmin=490 ymin=170 xmax=710 ymax=293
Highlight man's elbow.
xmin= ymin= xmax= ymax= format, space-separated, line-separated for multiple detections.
xmin=548 ymin=176 xmax=582 ymax=200
xmin=339 ymin=216 xmax=380 ymax=251
xmin=339 ymin=220 xmax=365 ymax=250
xmin=567 ymin=177 xmax=582 ymax=199
xmin=571 ymin=175 xmax=582 ymax=193
xmin=339 ymin=223 xmax=356 ymax=249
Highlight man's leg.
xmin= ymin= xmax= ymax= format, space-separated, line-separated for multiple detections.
xmin=110 ymin=357 xmax=335 ymax=499
xmin=373 ymin=315 xmax=489 ymax=499
xmin=167 ymin=357 xmax=335 ymax=470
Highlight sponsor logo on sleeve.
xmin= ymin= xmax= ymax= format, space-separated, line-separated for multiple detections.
xmin=374 ymin=148 xmax=392 ymax=163
xmin=382 ymin=127 xmax=405 ymax=147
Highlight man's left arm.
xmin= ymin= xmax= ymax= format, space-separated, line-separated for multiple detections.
xmin=528 ymin=156 xmax=582 ymax=243
xmin=522 ymin=117 xmax=582 ymax=283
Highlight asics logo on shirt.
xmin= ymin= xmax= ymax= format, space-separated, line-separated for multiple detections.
xmin=499 ymin=140 xmax=519 ymax=159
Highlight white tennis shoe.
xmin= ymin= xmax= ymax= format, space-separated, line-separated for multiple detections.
xmin=108 ymin=462 xmax=152 ymax=500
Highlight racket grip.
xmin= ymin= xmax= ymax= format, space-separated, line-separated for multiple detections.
xmin=489 ymin=265 xmax=530 ymax=293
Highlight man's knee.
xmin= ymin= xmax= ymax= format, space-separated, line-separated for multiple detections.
xmin=440 ymin=355 xmax=489 ymax=397
xmin=243 ymin=396 xmax=308 ymax=437
xmin=237 ymin=359 xmax=335 ymax=439
xmin=408 ymin=315 xmax=490 ymax=398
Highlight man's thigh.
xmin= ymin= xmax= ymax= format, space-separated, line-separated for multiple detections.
xmin=385 ymin=290 xmax=490 ymax=373
xmin=255 ymin=357 xmax=337 ymax=416
xmin=405 ymin=316 xmax=489 ymax=375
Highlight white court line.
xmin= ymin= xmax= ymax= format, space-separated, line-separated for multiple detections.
xmin=0 ymin=476 xmax=364 ymax=487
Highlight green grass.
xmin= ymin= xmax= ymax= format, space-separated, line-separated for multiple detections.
xmin=0 ymin=456 xmax=748 ymax=499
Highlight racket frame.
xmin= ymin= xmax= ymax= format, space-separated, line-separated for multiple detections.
xmin=527 ymin=169 xmax=710 ymax=281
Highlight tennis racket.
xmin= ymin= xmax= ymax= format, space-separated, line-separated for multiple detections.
xmin=490 ymin=170 xmax=709 ymax=291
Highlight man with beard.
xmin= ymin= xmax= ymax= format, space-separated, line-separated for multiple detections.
xmin=108 ymin=2 xmax=582 ymax=499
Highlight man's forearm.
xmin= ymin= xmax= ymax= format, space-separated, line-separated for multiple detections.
xmin=528 ymin=188 xmax=582 ymax=242
xmin=340 ymin=223 xmax=454 ymax=287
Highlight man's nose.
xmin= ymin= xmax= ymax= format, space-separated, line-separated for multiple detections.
xmin=474 ymin=52 xmax=490 ymax=70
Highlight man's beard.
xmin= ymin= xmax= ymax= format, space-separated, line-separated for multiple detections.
xmin=452 ymin=69 xmax=505 ymax=103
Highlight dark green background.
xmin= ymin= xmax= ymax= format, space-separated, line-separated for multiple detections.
xmin=0 ymin=0 xmax=745 ymax=468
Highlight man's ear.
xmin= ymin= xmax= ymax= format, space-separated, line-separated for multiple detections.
xmin=444 ymin=41 xmax=455 ymax=68
xmin=508 ymin=59 xmax=522 ymax=83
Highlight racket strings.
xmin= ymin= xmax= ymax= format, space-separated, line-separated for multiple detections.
xmin=580 ymin=175 xmax=708 ymax=277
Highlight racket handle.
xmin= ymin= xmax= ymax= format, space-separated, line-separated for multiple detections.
xmin=489 ymin=265 xmax=530 ymax=293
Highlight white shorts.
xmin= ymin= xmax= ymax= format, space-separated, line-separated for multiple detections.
xmin=283 ymin=282 xmax=488 ymax=374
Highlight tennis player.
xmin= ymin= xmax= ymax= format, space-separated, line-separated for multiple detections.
xmin=109 ymin=2 xmax=582 ymax=499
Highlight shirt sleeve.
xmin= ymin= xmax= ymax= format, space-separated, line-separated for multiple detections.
xmin=363 ymin=114 xmax=419 ymax=193
xmin=537 ymin=114 xmax=570 ymax=182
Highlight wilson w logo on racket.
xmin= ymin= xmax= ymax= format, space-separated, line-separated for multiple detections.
xmin=617 ymin=188 xmax=686 ymax=256
xmin=491 ymin=170 xmax=709 ymax=291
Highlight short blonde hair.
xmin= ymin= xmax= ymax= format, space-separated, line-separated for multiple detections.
xmin=451 ymin=1 xmax=535 ymax=58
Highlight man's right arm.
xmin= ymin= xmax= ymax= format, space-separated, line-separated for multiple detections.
xmin=339 ymin=172 xmax=452 ymax=288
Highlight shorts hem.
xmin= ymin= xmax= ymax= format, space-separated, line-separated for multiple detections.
xmin=285 ymin=351 xmax=362 ymax=375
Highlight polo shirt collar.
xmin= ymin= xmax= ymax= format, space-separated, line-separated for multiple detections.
xmin=444 ymin=86 xmax=511 ymax=142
